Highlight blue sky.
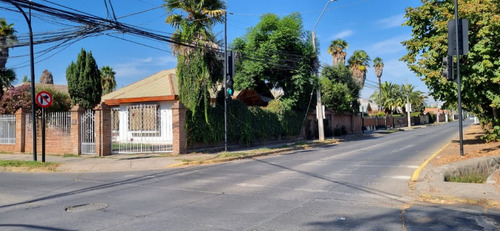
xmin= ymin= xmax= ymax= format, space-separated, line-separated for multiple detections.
xmin=2 ymin=0 xmax=424 ymax=100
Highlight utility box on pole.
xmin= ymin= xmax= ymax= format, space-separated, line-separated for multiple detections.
xmin=448 ymin=19 xmax=469 ymax=56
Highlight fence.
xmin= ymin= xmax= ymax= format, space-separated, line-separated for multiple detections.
xmin=25 ymin=111 xmax=73 ymax=154
xmin=0 ymin=115 xmax=15 ymax=144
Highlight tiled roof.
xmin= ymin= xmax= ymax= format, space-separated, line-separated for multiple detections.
xmin=102 ymin=69 xmax=178 ymax=105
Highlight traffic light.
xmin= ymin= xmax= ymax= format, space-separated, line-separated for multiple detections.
xmin=226 ymin=77 xmax=234 ymax=97
xmin=225 ymin=51 xmax=235 ymax=98
xmin=442 ymin=56 xmax=454 ymax=81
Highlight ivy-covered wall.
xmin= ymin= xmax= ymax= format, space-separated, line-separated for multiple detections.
xmin=186 ymin=97 xmax=304 ymax=147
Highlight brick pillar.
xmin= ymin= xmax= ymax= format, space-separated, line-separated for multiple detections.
xmin=15 ymin=108 xmax=26 ymax=153
xmin=171 ymin=101 xmax=187 ymax=155
xmin=94 ymin=103 xmax=111 ymax=156
xmin=70 ymin=105 xmax=85 ymax=155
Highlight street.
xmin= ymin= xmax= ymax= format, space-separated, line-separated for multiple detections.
xmin=1 ymin=122 xmax=499 ymax=230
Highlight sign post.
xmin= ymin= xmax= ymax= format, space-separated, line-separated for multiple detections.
xmin=36 ymin=91 xmax=52 ymax=162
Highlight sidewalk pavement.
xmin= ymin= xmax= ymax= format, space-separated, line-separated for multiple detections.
xmin=0 ymin=153 xmax=216 ymax=173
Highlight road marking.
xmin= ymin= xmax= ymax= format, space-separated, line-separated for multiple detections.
xmin=390 ymin=144 xmax=415 ymax=153
xmin=389 ymin=175 xmax=411 ymax=180
xmin=321 ymin=143 xmax=384 ymax=161
xmin=237 ymin=183 xmax=328 ymax=193
xmin=410 ymin=142 xmax=451 ymax=182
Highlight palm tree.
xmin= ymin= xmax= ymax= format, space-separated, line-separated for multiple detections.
xmin=164 ymin=0 xmax=226 ymax=121
xmin=347 ymin=50 xmax=370 ymax=88
xmin=0 ymin=18 xmax=16 ymax=71
xmin=403 ymin=83 xmax=427 ymax=114
xmin=327 ymin=39 xmax=348 ymax=67
xmin=0 ymin=18 xmax=17 ymax=98
xmin=0 ymin=69 xmax=16 ymax=98
xmin=100 ymin=66 xmax=116 ymax=95
xmin=373 ymin=57 xmax=384 ymax=111
xmin=165 ymin=0 xmax=225 ymax=55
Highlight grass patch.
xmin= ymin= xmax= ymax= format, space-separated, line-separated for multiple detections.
xmin=63 ymin=154 xmax=80 ymax=158
xmin=0 ymin=160 xmax=59 ymax=172
xmin=444 ymin=174 xmax=488 ymax=183
xmin=216 ymin=152 xmax=246 ymax=159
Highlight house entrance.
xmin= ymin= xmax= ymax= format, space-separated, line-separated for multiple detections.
xmin=81 ymin=110 xmax=95 ymax=154
xmin=111 ymin=104 xmax=173 ymax=154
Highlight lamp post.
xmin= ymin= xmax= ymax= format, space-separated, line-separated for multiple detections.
xmin=12 ymin=1 xmax=37 ymax=161
xmin=312 ymin=0 xmax=336 ymax=141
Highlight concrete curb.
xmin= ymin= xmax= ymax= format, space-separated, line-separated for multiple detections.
xmin=410 ymin=142 xmax=451 ymax=182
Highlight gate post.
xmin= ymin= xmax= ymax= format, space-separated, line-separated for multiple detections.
xmin=70 ymin=105 xmax=85 ymax=155
xmin=94 ymin=103 xmax=111 ymax=156
xmin=15 ymin=108 xmax=26 ymax=153
xmin=172 ymin=101 xmax=187 ymax=155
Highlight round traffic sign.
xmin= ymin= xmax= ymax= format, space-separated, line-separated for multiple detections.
xmin=36 ymin=91 xmax=53 ymax=108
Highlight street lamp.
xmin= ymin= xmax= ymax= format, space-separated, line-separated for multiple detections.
xmin=12 ymin=1 xmax=37 ymax=161
xmin=312 ymin=0 xmax=336 ymax=141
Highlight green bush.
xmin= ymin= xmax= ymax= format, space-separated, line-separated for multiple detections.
xmin=481 ymin=125 xmax=500 ymax=143
xmin=410 ymin=112 xmax=421 ymax=117
xmin=186 ymin=95 xmax=305 ymax=146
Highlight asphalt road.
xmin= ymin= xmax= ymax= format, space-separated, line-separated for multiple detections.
xmin=1 ymin=121 xmax=499 ymax=230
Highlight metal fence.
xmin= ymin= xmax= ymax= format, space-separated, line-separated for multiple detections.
xmin=81 ymin=110 xmax=95 ymax=154
xmin=26 ymin=111 xmax=71 ymax=135
xmin=111 ymin=104 xmax=173 ymax=154
xmin=0 ymin=115 xmax=15 ymax=144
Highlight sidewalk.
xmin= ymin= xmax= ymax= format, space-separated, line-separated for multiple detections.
xmin=0 ymin=153 xmax=214 ymax=172
xmin=410 ymin=124 xmax=500 ymax=207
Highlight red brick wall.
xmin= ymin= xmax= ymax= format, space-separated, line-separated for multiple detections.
xmin=24 ymin=126 xmax=72 ymax=154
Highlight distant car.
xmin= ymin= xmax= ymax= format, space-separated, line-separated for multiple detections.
xmin=469 ymin=116 xmax=476 ymax=120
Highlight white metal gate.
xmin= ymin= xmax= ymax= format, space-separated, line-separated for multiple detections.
xmin=111 ymin=104 xmax=173 ymax=154
xmin=81 ymin=110 xmax=95 ymax=154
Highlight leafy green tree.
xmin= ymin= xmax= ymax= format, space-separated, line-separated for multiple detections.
xmin=347 ymin=50 xmax=370 ymax=88
xmin=401 ymin=0 xmax=500 ymax=127
xmin=327 ymin=39 xmax=348 ymax=67
xmin=320 ymin=64 xmax=360 ymax=112
xmin=100 ymin=66 xmax=116 ymax=95
xmin=22 ymin=75 xmax=29 ymax=83
xmin=165 ymin=0 xmax=225 ymax=122
xmin=66 ymin=48 xmax=102 ymax=109
xmin=231 ymin=13 xmax=317 ymax=111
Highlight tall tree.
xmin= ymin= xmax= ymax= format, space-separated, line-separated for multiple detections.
xmin=66 ymin=48 xmax=102 ymax=109
xmin=373 ymin=57 xmax=384 ymax=111
xmin=402 ymin=0 xmax=500 ymax=127
xmin=327 ymin=39 xmax=348 ymax=67
xmin=347 ymin=50 xmax=370 ymax=89
xmin=39 ymin=69 xmax=54 ymax=84
xmin=100 ymin=66 xmax=116 ymax=95
xmin=164 ymin=0 xmax=225 ymax=121
xmin=231 ymin=13 xmax=317 ymax=111
xmin=320 ymin=64 xmax=360 ymax=112
xmin=0 ymin=18 xmax=16 ymax=71
xmin=0 ymin=18 xmax=17 ymax=98
xmin=0 ymin=69 xmax=15 ymax=98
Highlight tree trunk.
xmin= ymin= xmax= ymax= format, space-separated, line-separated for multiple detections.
xmin=0 ymin=37 xmax=8 ymax=70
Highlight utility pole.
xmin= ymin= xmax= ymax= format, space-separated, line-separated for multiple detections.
xmin=454 ymin=0 xmax=464 ymax=157
xmin=12 ymin=1 xmax=37 ymax=161
xmin=406 ymin=78 xmax=411 ymax=129
xmin=224 ymin=10 xmax=228 ymax=152
xmin=312 ymin=0 xmax=336 ymax=141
